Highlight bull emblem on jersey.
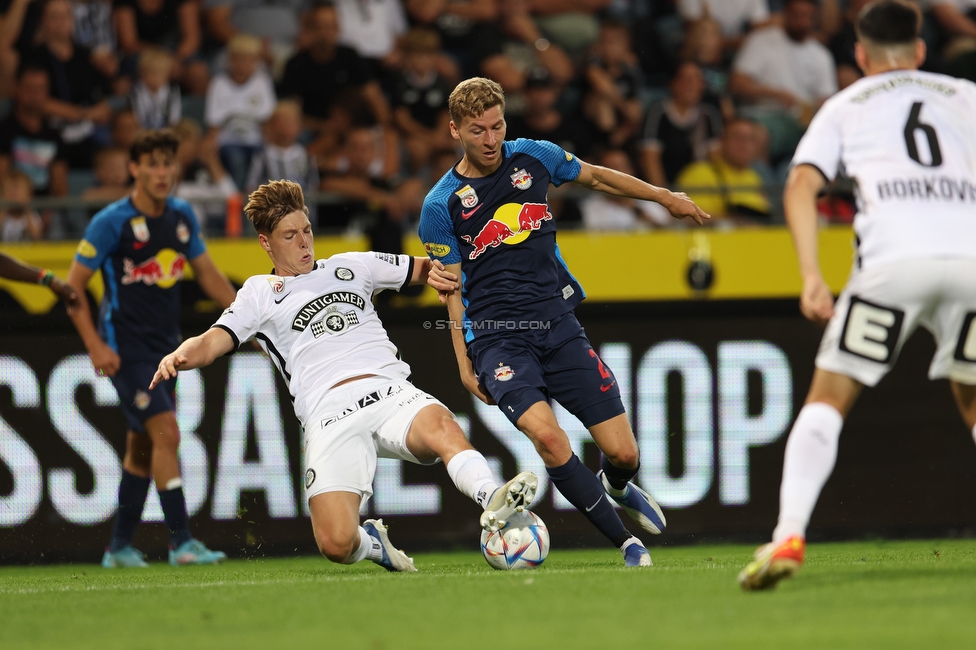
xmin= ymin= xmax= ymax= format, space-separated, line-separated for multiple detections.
xmin=461 ymin=203 xmax=553 ymax=260
xmin=510 ymin=168 xmax=533 ymax=190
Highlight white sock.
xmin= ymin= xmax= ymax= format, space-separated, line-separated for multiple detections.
xmin=446 ymin=449 xmax=499 ymax=509
xmin=772 ymin=402 xmax=844 ymax=544
xmin=345 ymin=527 xmax=383 ymax=564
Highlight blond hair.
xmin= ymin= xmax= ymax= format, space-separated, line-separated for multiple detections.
xmin=245 ymin=180 xmax=309 ymax=234
xmin=228 ymin=33 xmax=263 ymax=56
xmin=448 ymin=77 xmax=506 ymax=125
xmin=138 ymin=47 xmax=173 ymax=74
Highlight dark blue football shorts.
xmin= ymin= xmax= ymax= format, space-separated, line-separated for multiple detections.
xmin=109 ymin=360 xmax=177 ymax=433
xmin=467 ymin=312 xmax=625 ymax=428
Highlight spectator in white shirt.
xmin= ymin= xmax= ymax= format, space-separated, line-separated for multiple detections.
xmin=130 ymin=48 xmax=181 ymax=129
xmin=246 ymin=100 xmax=318 ymax=211
xmin=730 ymin=0 xmax=837 ymax=163
xmin=205 ymin=33 xmax=276 ymax=191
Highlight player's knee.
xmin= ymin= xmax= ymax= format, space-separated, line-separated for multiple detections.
xmin=606 ymin=444 xmax=639 ymax=470
xmin=527 ymin=425 xmax=570 ymax=460
xmin=316 ymin=530 xmax=358 ymax=564
xmin=148 ymin=427 xmax=180 ymax=452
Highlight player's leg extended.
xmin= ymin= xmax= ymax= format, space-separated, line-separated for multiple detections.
xmin=308 ymin=490 xmax=415 ymax=572
xmin=397 ymin=400 xmax=538 ymax=531
xmin=103 ymin=431 xmax=153 ymax=568
xmin=739 ymin=369 xmax=862 ymax=591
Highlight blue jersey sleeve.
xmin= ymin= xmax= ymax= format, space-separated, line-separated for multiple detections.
xmin=509 ymin=138 xmax=581 ymax=186
xmin=74 ymin=211 xmax=122 ymax=271
xmin=418 ymin=186 xmax=462 ymax=265
xmin=170 ymin=197 xmax=207 ymax=259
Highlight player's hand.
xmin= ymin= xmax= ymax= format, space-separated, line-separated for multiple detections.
xmin=428 ymin=259 xmax=458 ymax=304
xmin=89 ymin=343 xmax=121 ymax=378
xmin=150 ymin=352 xmax=189 ymax=389
xmin=49 ymin=277 xmax=80 ymax=314
xmin=800 ymin=275 xmax=835 ymax=327
xmin=663 ymin=191 xmax=710 ymax=225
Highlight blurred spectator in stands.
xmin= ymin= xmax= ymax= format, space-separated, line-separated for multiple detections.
xmin=674 ymin=117 xmax=770 ymax=223
xmin=114 ymin=0 xmax=201 ymax=73
xmin=680 ymin=16 xmax=735 ymax=117
xmin=24 ymin=0 xmax=113 ymax=169
xmin=391 ymin=28 xmax=455 ymax=172
xmin=280 ymin=3 xmax=390 ymax=156
xmin=505 ymin=66 xmax=594 ymax=158
xmin=730 ymin=0 xmax=836 ymax=165
xmin=81 ymin=146 xmax=130 ymax=203
xmin=405 ymin=0 xmax=502 ymax=79
xmin=581 ymin=19 xmax=644 ymax=149
xmin=0 ymin=65 xmax=69 ymax=203
xmin=580 ymin=148 xmax=672 ymax=230
xmin=246 ymin=100 xmax=317 ymax=195
xmin=203 ymin=0 xmax=307 ymax=77
xmin=677 ymin=0 xmax=774 ymax=53
xmin=205 ymin=33 xmax=275 ymax=191
xmin=110 ymin=108 xmax=140 ymax=150
xmin=320 ymin=124 xmax=422 ymax=252
xmin=492 ymin=0 xmax=574 ymax=92
xmin=927 ymin=0 xmax=976 ymax=49
xmin=73 ymin=0 xmax=120 ymax=84
xmin=130 ymin=48 xmax=181 ymax=129
xmin=0 ymin=170 xmax=43 ymax=241
xmin=0 ymin=0 xmax=44 ymax=97
xmin=640 ymin=61 xmax=723 ymax=189
xmin=335 ymin=0 xmax=408 ymax=81
xmin=826 ymin=0 xmax=873 ymax=90
xmin=179 ymin=59 xmax=210 ymax=125
xmin=173 ymin=117 xmax=237 ymax=235
xmin=524 ymin=0 xmax=611 ymax=60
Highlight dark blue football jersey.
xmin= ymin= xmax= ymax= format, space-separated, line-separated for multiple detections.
xmin=74 ymin=196 xmax=206 ymax=362
xmin=418 ymin=138 xmax=585 ymax=341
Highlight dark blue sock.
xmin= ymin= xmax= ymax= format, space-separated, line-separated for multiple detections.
xmin=158 ymin=486 xmax=193 ymax=547
xmin=109 ymin=470 xmax=151 ymax=552
xmin=547 ymin=454 xmax=631 ymax=547
xmin=601 ymin=456 xmax=639 ymax=491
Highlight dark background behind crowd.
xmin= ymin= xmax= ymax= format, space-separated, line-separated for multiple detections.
xmin=3 ymin=0 xmax=976 ymax=247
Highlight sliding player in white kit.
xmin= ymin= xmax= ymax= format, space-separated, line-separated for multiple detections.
xmin=150 ymin=180 xmax=538 ymax=572
xmin=739 ymin=0 xmax=976 ymax=591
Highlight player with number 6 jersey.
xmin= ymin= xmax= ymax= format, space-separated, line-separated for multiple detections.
xmin=150 ymin=180 xmax=538 ymax=573
xmin=739 ymin=0 xmax=976 ymax=591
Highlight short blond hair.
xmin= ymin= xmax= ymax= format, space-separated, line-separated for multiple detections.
xmin=228 ymin=33 xmax=262 ymax=56
xmin=138 ymin=47 xmax=173 ymax=74
xmin=448 ymin=77 xmax=506 ymax=125
xmin=245 ymin=180 xmax=309 ymax=235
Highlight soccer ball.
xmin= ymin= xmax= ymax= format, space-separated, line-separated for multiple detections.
xmin=480 ymin=510 xmax=550 ymax=570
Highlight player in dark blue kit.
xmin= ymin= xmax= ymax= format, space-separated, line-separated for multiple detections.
xmin=420 ymin=78 xmax=709 ymax=566
xmin=66 ymin=130 xmax=238 ymax=568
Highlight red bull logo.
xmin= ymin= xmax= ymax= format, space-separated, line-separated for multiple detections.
xmin=461 ymin=203 xmax=553 ymax=260
xmin=121 ymin=249 xmax=187 ymax=288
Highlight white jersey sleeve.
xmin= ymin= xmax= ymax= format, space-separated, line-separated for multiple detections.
xmin=791 ymin=99 xmax=843 ymax=181
xmin=349 ymin=252 xmax=415 ymax=294
xmin=212 ymin=278 xmax=265 ymax=348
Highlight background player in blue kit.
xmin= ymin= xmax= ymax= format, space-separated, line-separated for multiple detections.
xmin=66 ymin=130 xmax=238 ymax=567
xmin=420 ymin=77 xmax=710 ymax=566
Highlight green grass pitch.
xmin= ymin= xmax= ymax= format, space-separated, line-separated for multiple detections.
xmin=2 ymin=539 xmax=975 ymax=649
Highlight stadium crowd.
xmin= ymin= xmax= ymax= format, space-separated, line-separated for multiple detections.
xmin=2 ymin=0 xmax=976 ymax=245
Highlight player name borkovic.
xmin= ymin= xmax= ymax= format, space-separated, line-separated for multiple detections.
xmin=876 ymin=176 xmax=976 ymax=202
xmin=292 ymin=291 xmax=367 ymax=332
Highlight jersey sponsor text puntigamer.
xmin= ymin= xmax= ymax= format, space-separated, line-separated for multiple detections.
xmin=213 ymin=252 xmax=414 ymax=426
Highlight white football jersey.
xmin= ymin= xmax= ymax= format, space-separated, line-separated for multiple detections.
xmin=792 ymin=69 xmax=976 ymax=269
xmin=214 ymin=252 xmax=415 ymax=426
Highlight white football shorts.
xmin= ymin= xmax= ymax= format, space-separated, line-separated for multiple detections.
xmin=816 ymin=258 xmax=976 ymax=386
xmin=302 ymin=376 xmax=446 ymax=504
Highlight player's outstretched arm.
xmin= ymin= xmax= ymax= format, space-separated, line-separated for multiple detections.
xmin=573 ymin=159 xmax=711 ymax=225
xmin=0 ymin=252 xmax=80 ymax=311
xmin=408 ymin=256 xmax=434 ymax=286
xmin=150 ymin=327 xmax=236 ymax=389
xmin=784 ymin=163 xmax=834 ymax=327
xmin=190 ymin=252 xmax=237 ymax=309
